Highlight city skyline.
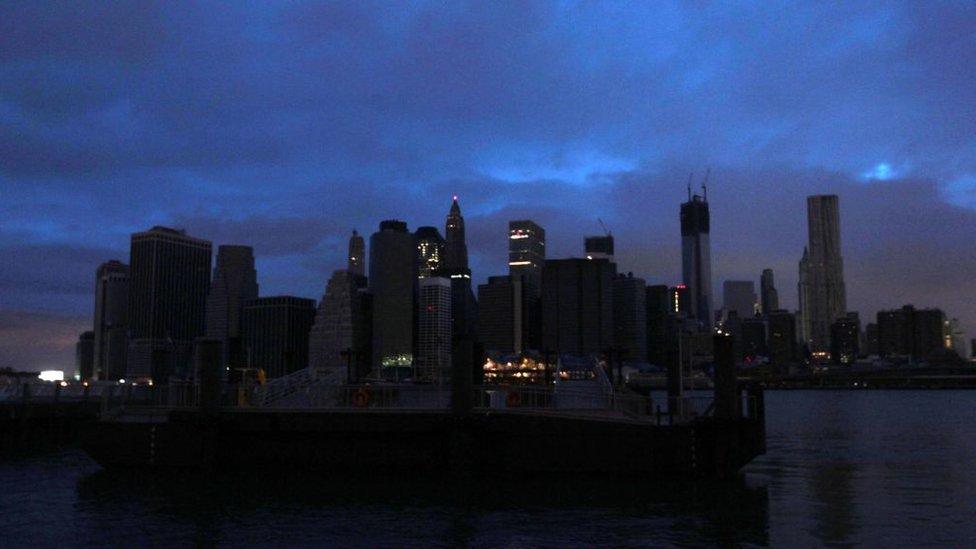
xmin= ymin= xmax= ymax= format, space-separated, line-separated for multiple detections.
xmin=2 ymin=2 xmax=976 ymax=370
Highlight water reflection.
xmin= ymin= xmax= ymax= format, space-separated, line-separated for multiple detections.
xmin=76 ymin=469 xmax=769 ymax=546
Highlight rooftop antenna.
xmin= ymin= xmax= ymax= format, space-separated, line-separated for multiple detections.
xmin=701 ymin=167 xmax=711 ymax=201
xmin=687 ymin=172 xmax=694 ymax=201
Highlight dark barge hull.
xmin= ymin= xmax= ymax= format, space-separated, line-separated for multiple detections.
xmin=82 ymin=409 xmax=764 ymax=478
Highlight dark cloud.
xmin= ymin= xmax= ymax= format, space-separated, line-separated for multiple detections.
xmin=0 ymin=310 xmax=89 ymax=372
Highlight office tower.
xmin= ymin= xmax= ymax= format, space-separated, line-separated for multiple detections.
xmin=585 ymin=235 xmax=614 ymax=262
xmin=443 ymin=197 xmax=477 ymax=341
xmin=767 ymin=310 xmax=797 ymax=364
xmin=760 ymin=269 xmax=779 ymax=315
xmin=798 ymin=195 xmax=847 ymax=352
xmin=876 ymin=305 xmax=947 ymax=362
xmin=645 ymin=285 xmax=670 ymax=366
xmin=723 ymin=280 xmax=757 ymax=320
xmin=830 ymin=317 xmax=860 ymax=364
xmin=541 ymin=258 xmax=614 ymax=356
xmin=93 ymin=260 xmax=129 ymax=380
xmin=613 ymin=273 xmax=647 ymax=362
xmin=369 ymin=220 xmax=417 ymax=371
xmin=75 ymin=331 xmax=95 ymax=381
xmin=416 ymin=277 xmax=452 ymax=384
xmin=478 ymin=275 xmax=538 ymax=354
xmin=308 ymin=270 xmax=372 ymax=382
xmin=681 ymin=189 xmax=712 ymax=328
xmin=508 ymin=220 xmax=545 ymax=295
xmin=127 ymin=226 xmax=212 ymax=381
xmin=414 ymin=226 xmax=445 ymax=279
xmin=205 ymin=245 xmax=258 ymax=373
xmin=241 ymin=296 xmax=316 ymax=379
xmin=347 ymin=229 xmax=365 ymax=276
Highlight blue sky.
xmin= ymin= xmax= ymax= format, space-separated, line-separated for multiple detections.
xmin=2 ymin=1 xmax=975 ymax=369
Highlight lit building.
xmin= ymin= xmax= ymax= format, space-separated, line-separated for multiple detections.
xmin=127 ymin=226 xmax=212 ymax=381
xmin=347 ymin=229 xmax=365 ymax=276
xmin=508 ymin=220 xmax=545 ymax=296
xmin=308 ymin=270 xmax=371 ymax=382
xmin=416 ymin=277 xmax=452 ymax=384
xmin=613 ymin=273 xmax=647 ymax=363
xmin=369 ymin=220 xmax=417 ymax=372
xmin=541 ymin=258 xmax=614 ymax=356
xmin=478 ymin=275 xmax=538 ymax=354
xmin=584 ymin=235 xmax=614 ymax=262
xmin=76 ymin=331 xmax=95 ymax=381
xmin=760 ymin=269 xmax=779 ymax=315
xmin=482 ymin=353 xmax=549 ymax=385
xmin=93 ymin=260 xmax=129 ymax=380
xmin=798 ymin=195 xmax=847 ymax=352
xmin=205 ymin=245 xmax=258 ymax=374
xmin=414 ymin=226 xmax=445 ymax=279
xmin=681 ymin=189 xmax=712 ymax=328
xmin=723 ymin=280 xmax=757 ymax=320
xmin=242 ymin=296 xmax=316 ymax=379
xmin=670 ymin=285 xmax=690 ymax=315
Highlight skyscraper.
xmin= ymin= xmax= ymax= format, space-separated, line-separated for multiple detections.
xmin=127 ymin=226 xmax=212 ymax=381
xmin=76 ymin=331 xmax=95 ymax=381
xmin=767 ymin=310 xmax=797 ymax=364
xmin=347 ymin=229 xmax=365 ymax=276
xmin=416 ymin=277 xmax=452 ymax=384
xmin=478 ymin=275 xmax=538 ymax=354
xmin=205 ymin=245 xmax=258 ymax=373
xmin=613 ymin=273 xmax=647 ymax=362
xmin=415 ymin=226 xmax=445 ymax=279
xmin=508 ymin=220 xmax=545 ymax=295
xmin=444 ymin=196 xmax=469 ymax=272
xmin=760 ymin=269 xmax=779 ymax=315
xmin=723 ymin=280 xmax=757 ymax=320
xmin=308 ymin=270 xmax=372 ymax=382
xmin=443 ymin=197 xmax=476 ymax=342
xmin=681 ymin=189 xmax=712 ymax=329
xmin=645 ymin=285 xmax=671 ymax=366
xmin=369 ymin=220 xmax=416 ymax=371
xmin=585 ymin=235 xmax=614 ymax=262
xmin=93 ymin=259 xmax=129 ymax=380
xmin=241 ymin=296 xmax=316 ymax=379
xmin=541 ymin=258 xmax=614 ymax=356
xmin=798 ymin=195 xmax=847 ymax=352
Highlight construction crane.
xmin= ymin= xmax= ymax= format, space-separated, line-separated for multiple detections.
xmin=597 ymin=218 xmax=611 ymax=236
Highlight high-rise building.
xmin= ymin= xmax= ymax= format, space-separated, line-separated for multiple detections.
xmin=369 ymin=220 xmax=416 ymax=371
xmin=241 ymin=296 xmax=316 ymax=379
xmin=443 ymin=197 xmax=477 ymax=342
xmin=93 ymin=260 xmax=129 ymax=380
xmin=478 ymin=275 xmax=538 ymax=354
xmin=798 ymin=195 xmax=847 ymax=352
xmin=415 ymin=226 xmax=445 ymax=279
xmin=681 ymin=190 xmax=712 ymax=328
xmin=723 ymin=280 xmax=757 ymax=320
xmin=205 ymin=245 xmax=258 ymax=374
xmin=308 ymin=270 xmax=371 ymax=382
xmin=760 ymin=269 xmax=779 ymax=315
xmin=347 ymin=229 xmax=365 ymax=276
xmin=75 ymin=331 xmax=95 ymax=381
xmin=876 ymin=305 xmax=947 ymax=362
xmin=830 ymin=316 xmax=860 ymax=364
xmin=585 ymin=235 xmax=614 ymax=262
xmin=645 ymin=285 xmax=670 ymax=366
xmin=864 ymin=323 xmax=880 ymax=356
xmin=767 ymin=310 xmax=797 ymax=365
xmin=127 ymin=226 xmax=212 ymax=381
xmin=670 ymin=285 xmax=691 ymax=315
xmin=508 ymin=220 xmax=545 ymax=295
xmin=416 ymin=277 xmax=452 ymax=384
xmin=541 ymin=258 xmax=614 ymax=356
xmin=613 ymin=273 xmax=647 ymax=362
xmin=739 ymin=318 xmax=767 ymax=362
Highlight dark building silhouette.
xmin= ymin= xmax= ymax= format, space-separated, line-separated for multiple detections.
xmin=415 ymin=226 xmax=446 ymax=279
xmin=799 ymin=195 xmax=847 ymax=352
xmin=242 ymin=296 xmax=316 ymax=379
xmin=127 ymin=226 xmax=212 ymax=381
xmin=830 ymin=316 xmax=860 ymax=364
xmin=508 ymin=220 xmax=545 ymax=296
xmin=613 ymin=273 xmax=646 ymax=362
xmin=369 ymin=220 xmax=416 ymax=372
xmin=308 ymin=270 xmax=371 ymax=382
xmin=542 ymin=258 xmax=614 ymax=356
xmin=585 ymin=235 xmax=614 ymax=262
xmin=347 ymin=229 xmax=365 ymax=276
xmin=877 ymin=305 xmax=947 ymax=362
xmin=93 ymin=260 xmax=129 ymax=380
xmin=760 ymin=268 xmax=779 ymax=315
xmin=416 ymin=277 xmax=452 ymax=384
xmin=681 ymin=190 xmax=712 ymax=328
xmin=645 ymin=285 xmax=671 ymax=366
xmin=864 ymin=323 xmax=879 ymax=356
xmin=767 ymin=310 xmax=797 ymax=365
xmin=740 ymin=317 xmax=767 ymax=362
xmin=478 ymin=275 xmax=538 ymax=354
xmin=205 ymin=245 xmax=258 ymax=374
xmin=443 ymin=197 xmax=477 ymax=342
xmin=76 ymin=331 xmax=95 ymax=381
xmin=723 ymin=280 xmax=757 ymax=321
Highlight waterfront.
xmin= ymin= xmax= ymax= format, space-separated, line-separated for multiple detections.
xmin=1 ymin=390 xmax=974 ymax=547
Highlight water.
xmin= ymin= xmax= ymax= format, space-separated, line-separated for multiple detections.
xmin=2 ymin=391 xmax=975 ymax=547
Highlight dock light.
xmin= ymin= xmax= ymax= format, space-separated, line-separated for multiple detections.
xmin=119 ymin=379 xmax=126 ymax=384
xmin=148 ymin=380 xmax=154 ymax=386
xmin=59 ymin=381 xmax=68 ymax=387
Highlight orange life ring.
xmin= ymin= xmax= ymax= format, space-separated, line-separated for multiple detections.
xmin=353 ymin=388 xmax=370 ymax=408
xmin=505 ymin=391 xmax=521 ymax=407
